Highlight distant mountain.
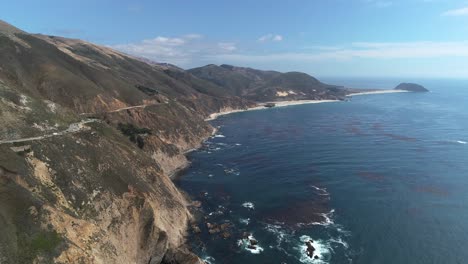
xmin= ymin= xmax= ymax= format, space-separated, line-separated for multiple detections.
xmin=395 ymin=83 xmax=429 ymax=92
xmin=189 ymin=64 xmax=347 ymax=101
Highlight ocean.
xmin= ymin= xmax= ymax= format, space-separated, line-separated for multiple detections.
xmin=175 ymin=78 xmax=468 ymax=264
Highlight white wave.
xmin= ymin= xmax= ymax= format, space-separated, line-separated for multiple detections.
xmin=214 ymin=134 xmax=225 ymax=138
xmin=208 ymin=174 xmax=214 ymax=178
xmin=224 ymin=168 xmax=240 ymax=175
xmin=297 ymin=235 xmax=331 ymax=264
xmin=203 ymin=256 xmax=216 ymax=264
xmin=242 ymin=202 xmax=255 ymax=210
xmin=264 ymin=224 xmax=288 ymax=245
xmin=237 ymin=234 xmax=264 ymax=254
xmin=264 ymin=223 xmax=295 ymax=257
xmin=264 ymin=224 xmax=287 ymax=244
xmin=329 ymin=237 xmax=349 ymax=249
xmin=208 ymin=210 xmax=223 ymax=216
xmin=235 ymin=143 xmax=242 ymax=146
xmin=307 ymin=209 xmax=335 ymax=227
xmin=336 ymin=226 xmax=352 ymax=236
xmin=311 ymin=185 xmax=330 ymax=196
xmin=439 ymin=139 xmax=467 ymax=145
xmin=239 ymin=218 xmax=250 ymax=225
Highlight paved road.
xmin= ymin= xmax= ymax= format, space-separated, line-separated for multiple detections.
xmin=79 ymin=102 xmax=168 ymax=116
xmin=0 ymin=119 xmax=98 ymax=145
xmin=1 ymin=102 xmax=168 ymax=145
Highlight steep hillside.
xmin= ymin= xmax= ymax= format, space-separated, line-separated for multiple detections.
xmin=189 ymin=64 xmax=347 ymax=101
xmin=0 ymin=19 xmax=349 ymax=264
xmin=0 ymin=20 xmax=253 ymax=264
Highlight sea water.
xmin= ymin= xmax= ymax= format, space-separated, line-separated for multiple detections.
xmin=175 ymin=78 xmax=468 ymax=264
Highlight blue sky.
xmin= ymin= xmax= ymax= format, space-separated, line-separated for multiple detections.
xmin=2 ymin=0 xmax=468 ymax=78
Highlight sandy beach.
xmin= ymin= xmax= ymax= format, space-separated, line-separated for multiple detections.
xmin=206 ymin=90 xmax=409 ymax=121
xmin=346 ymin=89 xmax=408 ymax=96
xmin=205 ymin=99 xmax=340 ymax=121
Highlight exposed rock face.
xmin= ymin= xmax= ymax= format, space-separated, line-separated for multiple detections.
xmin=305 ymin=240 xmax=315 ymax=258
xmin=395 ymin=83 xmax=429 ymax=92
xmin=0 ymin=125 xmax=197 ymax=263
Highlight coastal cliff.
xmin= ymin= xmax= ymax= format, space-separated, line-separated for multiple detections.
xmin=0 ymin=20 xmax=358 ymax=263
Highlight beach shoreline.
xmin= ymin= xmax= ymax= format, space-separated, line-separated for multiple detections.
xmin=205 ymin=90 xmax=409 ymax=121
xmin=346 ymin=89 xmax=408 ymax=96
xmin=205 ymin=99 xmax=340 ymax=121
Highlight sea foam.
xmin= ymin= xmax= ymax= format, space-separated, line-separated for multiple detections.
xmin=242 ymin=202 xmax=255 ymax=210
xmin=311 ymin=185 xmax=330 ymax=196
xmin=237 ymin=234 xmax=264 ymax=254
xmin=202 ymin=256 xmax=216 ymax=264
xmin=239 ymin=218 xmax=250 ymax=225
xmin=303 ymin=209 xmax=335 ymax=227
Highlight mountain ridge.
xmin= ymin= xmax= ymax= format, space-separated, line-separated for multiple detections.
xmin=188 ymin=64 xmax=347 ymax=101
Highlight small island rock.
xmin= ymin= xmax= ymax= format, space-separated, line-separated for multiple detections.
xmin=305 ymin=240 xmax=316 ymax=258
xmin=395 ymin=83 xmax=428 ymax=92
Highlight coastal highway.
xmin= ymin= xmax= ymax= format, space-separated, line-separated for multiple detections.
xmin=0 ymin=119 xmax=98 ymax=145
xmin=0 ymin=103 xmax=167 ymax=145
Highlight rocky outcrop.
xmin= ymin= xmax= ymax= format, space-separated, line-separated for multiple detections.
xmin=0 ymin=119 xmax=206 ymax=263
xmin=305 ymin=240 xmax=316 ymax=258
xmin=161 ymin=247 xmax=205 ymax=264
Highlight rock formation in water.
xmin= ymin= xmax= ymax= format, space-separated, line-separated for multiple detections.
xmin=395 ymin=83 xmax=429 ymax=92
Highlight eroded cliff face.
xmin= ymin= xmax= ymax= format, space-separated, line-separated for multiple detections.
xmin=0 ymin=120 xmax=207 ymax=264
xmin=99 ymin=97 xmax=253 ymax=176
xmin=0 ymin=50 xmax=252 ymax=264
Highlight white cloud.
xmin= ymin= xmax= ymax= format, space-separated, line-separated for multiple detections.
xmin=258 ymin=34 xmax=283 ymax=42
xmin=442 ymin=7 xmax=468 ymax=16
xmin=111 ymin=34 xmax=237 ymax=67
xmin=142 ymin=36 xmax=185 ymax=46
xmin=207 ymin=41 xmax=468 ymax=63
xmin=272 ymin=35 xmax=283 ymax=41
xmin=111 ymin=37 xmax=468 ymax=76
